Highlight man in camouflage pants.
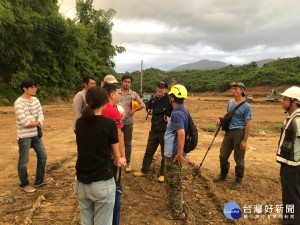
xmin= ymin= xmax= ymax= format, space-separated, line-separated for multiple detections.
xmin=163 ymin=84 xmax=189 ymax=220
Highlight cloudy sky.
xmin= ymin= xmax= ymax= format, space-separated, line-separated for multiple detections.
xmin=58 ymin=0 xmax=300 ymax=73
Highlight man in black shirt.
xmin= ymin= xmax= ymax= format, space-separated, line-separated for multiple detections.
xmin=134 ymin=81 xmax=172 ymax=182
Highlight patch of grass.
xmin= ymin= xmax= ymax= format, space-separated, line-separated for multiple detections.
xmin=202 ymin=124 xmax=218 ymax=132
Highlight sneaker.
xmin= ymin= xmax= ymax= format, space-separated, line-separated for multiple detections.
xmin=213 ymin=175 xmax=227 ymax=183
xmin=158 ymin=176 xmax=164 ymax=182
xmin=21 ymin=185 xmax=36 ymax=193
xmin=133 ymin=171 xmax=146 ymax=177
xmin=164 ymin=212 xmax=185 ymax=220
xmin=35 ymin=177 xmax=54 ymax=187
xmin=230 ymin=178 xmax=242 ymax=190
xmin=125 ymin=165 xmax=132 ymax=173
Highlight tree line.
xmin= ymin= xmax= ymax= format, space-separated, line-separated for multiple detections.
xmin=120 ymin=57 xmax=300 ymax=94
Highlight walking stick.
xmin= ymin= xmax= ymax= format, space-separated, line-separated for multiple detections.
xmin=193 ymin=126 xmax=221 ymax=178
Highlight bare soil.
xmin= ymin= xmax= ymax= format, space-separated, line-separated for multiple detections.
xmin=0 ymin=95 xmax=287 ymax=225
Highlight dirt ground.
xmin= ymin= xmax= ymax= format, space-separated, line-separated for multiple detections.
xmin=0 ymin=94 xmax=288 ymax=225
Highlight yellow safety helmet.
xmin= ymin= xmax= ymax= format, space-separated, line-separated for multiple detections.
xmin=131 ymin=100 xmax=140 ymax=110
xmin=168 ymin=84 xmax=188 ymax=99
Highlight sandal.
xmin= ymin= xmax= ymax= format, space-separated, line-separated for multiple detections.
xmin=164 ymin=212 xmax=185 ymax=220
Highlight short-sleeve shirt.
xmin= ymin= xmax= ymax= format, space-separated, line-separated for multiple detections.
xmin=73 ymin=89 xmax=87 ymax=130
xmin=118 ymin=89 xmax=145 ymax=125
xmin=227 ymin=100 xmax=253 ymax=130
xmin=164 ymin=104 xmax=188 ymax=158
xmin=102 ymin=103 xmax=123 ymax=129
xmin=75 ymin=116 xmax=118 ymax=184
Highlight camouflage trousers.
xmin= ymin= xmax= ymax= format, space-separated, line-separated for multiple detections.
xmin=164 ymin=156 xmax=183 ymax=216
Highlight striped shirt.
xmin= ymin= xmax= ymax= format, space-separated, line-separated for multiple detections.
xmin=14 ymin=97 xmax=44 ymax=139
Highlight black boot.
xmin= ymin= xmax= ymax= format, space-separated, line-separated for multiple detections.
xmin=213 ymin=174 xmax=227 ymax=183
xmin=213 ymin=163 xmax=230 ymax=183
xmin=230 ymin=166 xmax=244 ymax=190
xmin=230 ymin=177 xmax=242 ymax=190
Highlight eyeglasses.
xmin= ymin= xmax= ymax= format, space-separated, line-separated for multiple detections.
xmin=122 ymin=80 xmax=131 ymax=84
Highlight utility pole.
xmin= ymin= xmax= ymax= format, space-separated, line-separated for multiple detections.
xmin=140 ymin=60 xmax=143 ymax=97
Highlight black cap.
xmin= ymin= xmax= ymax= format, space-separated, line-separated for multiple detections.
xmin=157 ymin=81 xmax=168 ymax=89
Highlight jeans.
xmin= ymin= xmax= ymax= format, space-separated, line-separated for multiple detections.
xmin=75 ymin=178 xmax=116 ymax=225
xmin=122 ymin=124 xmax=133 ymax=165
xmin=17 ymin=136 xmax=47 ymax=187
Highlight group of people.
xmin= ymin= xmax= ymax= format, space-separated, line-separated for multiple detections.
xmin=13 ymin=76 xmax=300 ymax=225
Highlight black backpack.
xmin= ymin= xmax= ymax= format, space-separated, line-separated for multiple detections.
xmin=172 ymin=109 xmax=198 ymax=153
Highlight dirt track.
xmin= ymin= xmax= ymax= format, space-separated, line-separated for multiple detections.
xmin=0 ymin=96 xmax=287 ymax=224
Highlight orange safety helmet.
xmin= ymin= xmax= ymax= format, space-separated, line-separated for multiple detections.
xmin=131 ymin=100 xmax=140 ymax=110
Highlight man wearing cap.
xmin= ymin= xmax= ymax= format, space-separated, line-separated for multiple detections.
xmin=118 ymin=75 xmax=145 ymax=172
xmin=73 ymin=75 xmax=96 ymax=131
xmin=213 ymin=82 xmax=253 ymax=190
xmin=277 ymin=86 xmax=300 ymax=225
xmin=133 ymin=81 xmax=172 ymax=182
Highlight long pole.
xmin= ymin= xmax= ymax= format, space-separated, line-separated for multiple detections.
xmin=194 ymin=126 xmax=221 ymax=178
xmin=140 ymin=60 xmax=143 ymax=97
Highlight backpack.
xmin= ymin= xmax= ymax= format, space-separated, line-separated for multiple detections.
xmin=220 ymin=101 xmax=246 ymax=132
xmin=172 ymin=109 xmax=198 ymax=153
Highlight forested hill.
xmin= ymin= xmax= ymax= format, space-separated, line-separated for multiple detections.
xmin=0 ymin=0 xmax=125 ymax=105
xmin=117 ymin=57 xmax=300 ymax=94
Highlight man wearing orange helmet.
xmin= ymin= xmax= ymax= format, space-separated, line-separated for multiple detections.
xmin=277 ymin=86 xmax=300 ymax=225
xmin=118 ymin=75 xmax=145 ymax=172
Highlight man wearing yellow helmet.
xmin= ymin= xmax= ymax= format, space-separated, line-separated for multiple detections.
xmin=163 ymin=84 xmax=188 ymax=220
xmin=277 ymin=86 xmax=300 ymax=224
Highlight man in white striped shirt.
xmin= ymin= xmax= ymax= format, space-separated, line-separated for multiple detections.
xmin=14 ymin=79 xmax=53 ymax=193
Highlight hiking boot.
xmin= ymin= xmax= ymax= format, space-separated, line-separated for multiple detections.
xmin=133 ymin=171 xmax=146 ymax=177
xmin=230 ymin=178 xmax=242 ymax=190
xmin=158 ymin=176 xmax=164 ymax=182
xmin=164 ymin=212 xmax=185 ymax=220
xmin=34 ymin=177 xmax=54 ymax=187
xmin=125 ymin=165 xmax=132 ymax=173
xmin=21 ymin=185 xmax=36 ymax=193
xmin=213 ymin=175 xmax=227 ymax=183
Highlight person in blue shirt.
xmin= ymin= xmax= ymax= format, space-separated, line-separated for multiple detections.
xmin=164 ymin=84 xmax=189 ymax=220
xmin=213 ymin=82 xmax=253 ymax=190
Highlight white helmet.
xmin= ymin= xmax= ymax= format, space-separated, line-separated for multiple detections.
xmin=280 ymin=86 xmax=300 ymax=102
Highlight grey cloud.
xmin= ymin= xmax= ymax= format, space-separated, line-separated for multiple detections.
xmin=100 ymin=0 xmax=300 ymax=51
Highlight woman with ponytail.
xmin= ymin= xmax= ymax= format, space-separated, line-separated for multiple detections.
xmin=74 ymin=86 xmax=126 ymax=225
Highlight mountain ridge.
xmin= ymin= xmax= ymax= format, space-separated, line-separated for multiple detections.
xmin=169 ymin=58 xmax=276 ymax=71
